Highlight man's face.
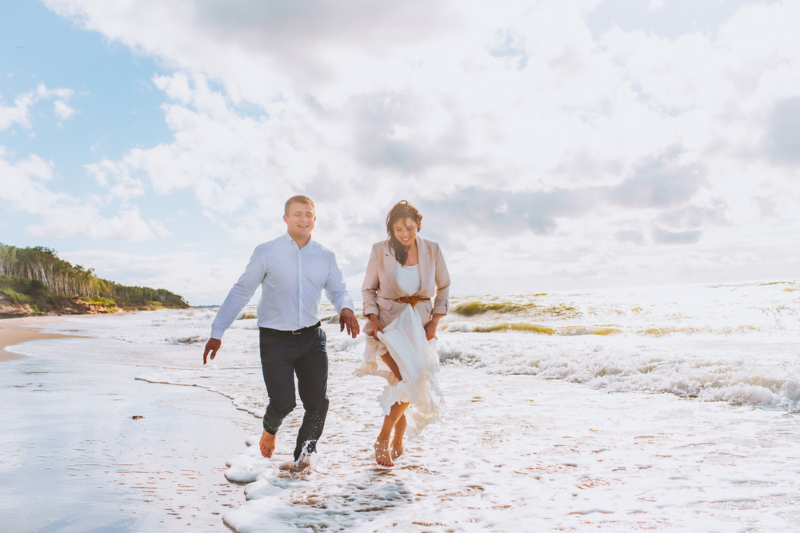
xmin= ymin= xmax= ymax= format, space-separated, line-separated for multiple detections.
xmin=283 ymin=202 xmax=316 ymax=240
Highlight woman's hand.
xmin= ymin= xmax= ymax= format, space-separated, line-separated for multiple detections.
xmin=424 ymin=314 xmax=444 ymax=341
xmin=368 ymin=314 xmax=384 ymax=340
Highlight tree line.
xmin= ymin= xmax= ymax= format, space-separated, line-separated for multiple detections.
xmin=0 ymin=243 xmax=188 ymax=307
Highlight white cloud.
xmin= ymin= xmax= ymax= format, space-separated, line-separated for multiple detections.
xmin=36 ymin=84 xmax=74 ymax=100
xmin=0 ymin=92 xmax=35 ymax=130
xmin=0 ymin=147 xmax=164 ymax=241
xmin=0 ymin=147 xmax=60 ymax=210
xmin=26 ymin=205 xmax=158 ymax=241
xmin=59 ymin=248 xmax=252 ymax=304
xmin=53 ymin=100 xmax=76 ymax=119
xmin=0 ymin=83 xmax=75 ymax=131
xmin=36 ymin=0 xmax=800 ymax=295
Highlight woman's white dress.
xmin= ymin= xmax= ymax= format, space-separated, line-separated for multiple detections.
xmin=355 ymin=263 xmax=445 ymax=439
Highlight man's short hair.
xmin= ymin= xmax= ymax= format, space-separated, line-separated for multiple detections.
xmin=284 ymin=195 xmax=315 ymax=215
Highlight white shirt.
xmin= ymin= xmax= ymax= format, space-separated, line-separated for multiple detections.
xmin=395 ymin=263 xmax=421 ymax=296
xmin=210 ymin=233 xmax=354 ymax=339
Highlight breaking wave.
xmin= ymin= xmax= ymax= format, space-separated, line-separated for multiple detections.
xmin=434 ymin=279 xmax=800 ymax=411
xmin=435 ymin=334 xmax=800 ymax=412
xmin=444 ymin=322 xmax=619 ymax=335
xmin=450 ymin=299 xmax=580 ymax=318
xmin=445 ymin=280 xmax=797 ymax=338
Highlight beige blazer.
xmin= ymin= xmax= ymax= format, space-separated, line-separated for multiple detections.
xmin=362 ymin=236 xmax=450 ymax=334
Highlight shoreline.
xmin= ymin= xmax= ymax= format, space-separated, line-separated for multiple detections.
xmin=0 ymin=312 xmax=257 ymax=530
xmin=1 ymin=351 xmax=257 ymax=531
xmin=4 ymin=301 xmax=800 ymax=530
xmin=0 ymin=316 xmax=90 ymax=362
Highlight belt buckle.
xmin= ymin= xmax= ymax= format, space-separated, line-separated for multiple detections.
xmin=292 ymin=328 xmax=302 ymax=335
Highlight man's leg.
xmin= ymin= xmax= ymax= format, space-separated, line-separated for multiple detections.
xmin=260 ymin=329 xmax=299 ymax=457
xmin=293 ymin=328 xmax=329 ymax=461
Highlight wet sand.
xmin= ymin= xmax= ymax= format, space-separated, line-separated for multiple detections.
xmin=7 ymin=307 xmax=800 ymax=531
xmin=0 ymin=318 xmax=261 ymax=531
xmin=0 ymin=316 xmax=84 ymax=362
xmin=220 ymin=358 xmax=800 ymax=532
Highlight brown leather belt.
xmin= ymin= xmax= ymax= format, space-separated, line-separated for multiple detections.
xmin=395 ymin=296 xmax=430 ymax=308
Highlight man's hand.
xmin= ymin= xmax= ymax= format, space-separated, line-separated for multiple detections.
xmin=339 ymin=308 xmax=360 ymax=338
xmin=203 ymin=338 xmax=221 ymax=364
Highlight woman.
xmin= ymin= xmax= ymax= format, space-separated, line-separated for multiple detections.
xmin=356 ymin=200 xmax=450 ymax=467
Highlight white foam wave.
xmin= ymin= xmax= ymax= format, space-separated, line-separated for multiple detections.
xmin=10 ymin=281 xmax=800 ymax=532
xmin=444 ymin=280 xmax=799 ymax=339
xmin=436 ymin=333 xmax=800 ymax=412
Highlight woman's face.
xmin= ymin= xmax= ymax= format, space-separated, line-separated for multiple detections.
xmin=392 ymin=217 xmax=418 ymax=248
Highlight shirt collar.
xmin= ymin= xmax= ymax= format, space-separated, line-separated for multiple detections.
xmin=284 ymin=232 xmax=313 ymax=249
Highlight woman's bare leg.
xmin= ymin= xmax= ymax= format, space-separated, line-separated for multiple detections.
xmin=374 ymin=352 xmax=409 ymax=466
xmin=381 ymin=353 xmax=403 ymax=383
xmin=375 ymin=400 xmax=409 ymax=466
xmin=391 ymin=414 xmax=407 ymax=459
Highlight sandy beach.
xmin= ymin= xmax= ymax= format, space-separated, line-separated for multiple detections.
xmin=0 ymin=314 xmax=261 ymax=531
xmin=4 ymin=0 xmax=799 ymax=529
xmin=2 ymin=281 xmax=799 ymax=531
xmin=0 ymin=317 xmax=85 ymax=362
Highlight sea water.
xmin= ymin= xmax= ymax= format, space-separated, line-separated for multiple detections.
xmin=10 ymin=279 xmax=800 ymax=531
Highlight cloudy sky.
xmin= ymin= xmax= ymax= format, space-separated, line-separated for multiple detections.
xmin=1 ymin=0 xmax=798 ymax=304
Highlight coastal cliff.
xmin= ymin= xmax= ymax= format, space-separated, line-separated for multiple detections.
xmin=0 ymin=244 xmax=189 ymax=318
xmin=0 ymin=293 xmax=127 ymax=318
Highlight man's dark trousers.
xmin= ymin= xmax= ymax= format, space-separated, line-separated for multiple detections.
xmin=259 ymin=323 xmax=329 ymax=461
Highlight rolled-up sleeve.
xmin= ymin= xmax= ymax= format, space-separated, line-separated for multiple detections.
xmin=361 ymin=244 xmax=380 ymax=317
xmin=324 ymin=254 xmax=354 ymax=315
xmin=210 ymin=246 xmax=266 ymax=339
xmin=432 ymin=243 xmax=450 ymax=315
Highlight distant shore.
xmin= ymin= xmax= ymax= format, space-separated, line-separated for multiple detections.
xmin=0 ymin=316 xmax=89 ymax=362
xmin=0 ymin=294 xmax=187 ymax=319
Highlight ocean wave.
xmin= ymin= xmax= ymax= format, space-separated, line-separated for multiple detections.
xmin=435 ymin=337 xmax=800 ymax=412
xmin=638 ymin=325 xmax=759 ymax=336
xmin=167 ymin=335 xmax=205 ymax=345
xmin=443 ymin=320 xmax=765 ymax=337
xmin=450 ymin=299 xmax=580 ymax=318
xmin=444 ymin=321 xmax=619 ymax=336
xmin=51 ymin=281 xmax=798 ymax=417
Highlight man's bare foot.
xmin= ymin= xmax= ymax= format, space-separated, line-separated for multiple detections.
xmin=390 ymin=440 xmax=404 ymax=460
xmin=374 ymin=440 xmax=394 ymax=467
xmin=260 ymin=430 xmax=276 ymax=458
xmin=279 ymin=460 xmax=297 ymax=472
xmin=279 ymin=458 xmax=312 ymax=472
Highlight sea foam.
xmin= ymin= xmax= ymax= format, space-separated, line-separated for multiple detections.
xmin=7 ymin=278 xmax=799 ymax=531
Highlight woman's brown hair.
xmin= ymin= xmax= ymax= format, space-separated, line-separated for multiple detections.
xmin=386 ymin=200 xmax=423 ymax=266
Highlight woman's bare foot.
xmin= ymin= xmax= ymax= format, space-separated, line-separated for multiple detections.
xmin=390 ymin=440 xmax=404 ymax=459
xmin=374 ymin=401 xmax=409 ymax=467
xmin=374 ymin=439 xmax=394 ymax=467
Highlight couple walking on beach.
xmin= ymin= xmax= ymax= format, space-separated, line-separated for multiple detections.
xmin=202 ymin=196 xmax=450 ymax=468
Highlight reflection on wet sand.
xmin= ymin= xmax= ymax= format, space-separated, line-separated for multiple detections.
xmin=0 ymin=350 xmax=260 ymax=531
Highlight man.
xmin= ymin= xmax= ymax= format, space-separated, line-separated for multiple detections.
xmin=203 ymin=195 xmax=359 ymax=466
